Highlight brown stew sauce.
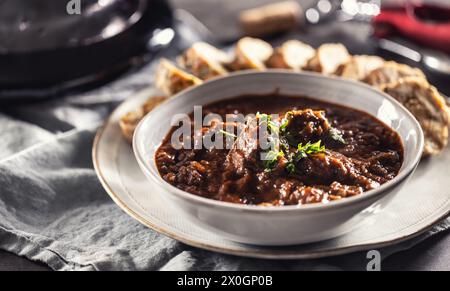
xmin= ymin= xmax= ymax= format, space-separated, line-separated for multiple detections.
xmin=155 ymin=95 xmax=404 ymax=206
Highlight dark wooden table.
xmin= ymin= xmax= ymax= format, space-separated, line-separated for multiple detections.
xmin=1 ymin=0 xmax=449 ymax=271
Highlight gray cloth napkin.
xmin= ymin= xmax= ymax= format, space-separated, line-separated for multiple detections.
xmin=1 ymin=22 xmax=450 ymax=271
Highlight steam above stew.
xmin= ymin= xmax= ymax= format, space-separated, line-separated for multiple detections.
xmin=155 ymin=95 xmax=404 ymax=206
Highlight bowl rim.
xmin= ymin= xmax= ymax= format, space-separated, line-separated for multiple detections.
xmin=133 ymin=70 xmax=425 ymax=213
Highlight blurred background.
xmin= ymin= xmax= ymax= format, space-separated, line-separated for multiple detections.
xmin=164 ymin=0 xmax=450 ymax=95
xmin=0 ymin=0 xmax=449 ymax=99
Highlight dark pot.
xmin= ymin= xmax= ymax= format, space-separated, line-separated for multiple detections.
xmin=0 ymin=0 xmax=173 ymax=98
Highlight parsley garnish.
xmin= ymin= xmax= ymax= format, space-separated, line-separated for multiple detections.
xmin=258 ymin=112 xmax=328 ymax=174
xmin=328 ymin=127 xmax=346 ymax=145
xmin=297 ymin=141 xmax=326 ymax=156
xmin=286 ymin=163 xmax=296 ymax=174
xmin=284 ymin=141 xmax=326 ymax=174
xmin=219 ymin=129 xmax=237 ymax=138
xmin=256 ymin=112 xmax=279 ymax=135
xmin=279 ymin=111 xmax=293 ymax=132
xmin=263 ymin=150 xmax=284 ymax=171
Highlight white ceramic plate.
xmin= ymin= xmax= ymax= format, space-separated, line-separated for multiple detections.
xmin=93 ymin=87 xmax=450 ymax=259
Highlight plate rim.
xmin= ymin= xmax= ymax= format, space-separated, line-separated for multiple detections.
xmin=92 ymin=87 xmax=450 ymax=260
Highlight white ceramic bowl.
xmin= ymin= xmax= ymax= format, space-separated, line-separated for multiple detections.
xmin=133 ymin=71 xmax=424 ymax=246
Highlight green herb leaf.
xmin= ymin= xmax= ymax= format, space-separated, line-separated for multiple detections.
xmin=258 ymin=111 xmax=328 ymax=173
xmin=263 ymin=150 xmax=284 ymax=170
xmin=256 ymin=113 xmax=279 ymax=135
xmin=279 ymin=137 xmax=290 ymax=151
xmin=219 ymin=129 xmax=237 ymax=138
xmin=286 ymin=163 xmax=296 ymax=174
xmin=293 ymin=141 xmax=326 ymax=162
xmin=268 ymin=120 xmax=279 ymax=135
xmin=256 ymin=112 xmax=271 ymax=123
xmin=298 ymin=140 xmax=326 ymax=154
xmin=279 ymin=111 xmax=293 ymax=132
xmin=328 ymin=127 xmax=346 ymax=145
xmin=258 ymin=110 xmax=330 ymax=174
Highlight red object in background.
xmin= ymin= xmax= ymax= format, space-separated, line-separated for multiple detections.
xmin=373 ymin=3 xmax=450 ymax=54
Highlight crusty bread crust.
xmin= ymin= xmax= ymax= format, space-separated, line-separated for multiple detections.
xmin=119 ymin=96 xmax=167 ymax=144
xmin=382 ymin=77 xmax=449 ymax=156
xmin=239 ymin=1 xmax=301 ymax=37
xmin=178 ymin=42 xmax=230 ymax=80
xmin=306 ymin=43 xmax=351 ymax=75
xmin=119 ymin=39 xmax=450 ymax=157
xmin=363 ymin=61 xmax=426 ymax=88
xmin=266 ymin=40 xmax=315 ymax=71
xmin=228 ymin=37 xmax=273 ymax=71
xmin=335 ymin=55 xmax=385 ymax=81
xmin=155 ymin=58 xmax=203 ymax=95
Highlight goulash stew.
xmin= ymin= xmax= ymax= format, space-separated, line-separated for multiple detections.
xmin=156 ymin=95 xmax=404 ymax=206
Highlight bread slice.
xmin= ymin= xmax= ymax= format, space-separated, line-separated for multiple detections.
xmin=155 ymin=58 xmax=203 ymax=95
xmin=306 ymin=43 xmax=351 ymax=75
xmin=266 ymin=40 xmax=315 ymax=71
xmin=239 ymin=1 xmax=301 ymax=37
xmin=179 ymin=42 xmax=231 ymax=80
xmin=228 ymin=37 xmax=274 ymax=70
xmin=335 ymin=55 xmax=385 ymax=80
xmin=363 ymin=61 xmax=426 ymax=88
xmin=382 ymin=77 xmax=450 ymax=156
xmin=119 ymin=96 xmax=167 ymax=144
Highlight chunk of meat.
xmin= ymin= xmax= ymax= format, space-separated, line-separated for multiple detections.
xmin=266 ymin=40 xmax=315 ymax=71
xmin=228 ymin=37 xmax=274 ymax=70
xmin=335 ymin=55 xmax=385 ymax=81
xmin=366 ymin=151 xmax=402 ymax=180
xmin=283 ymin=109 xmax=331 ymax=144
xmin=329 ymin=182 xmax=363 ymax=198
xmin=306 ymin=43 xmax=351 ymax=75
xmin=363 ymin=61 xmax=426 ymax=88
xmin=295 ymin=151 xmax=381 ymax=190
xmin=219 ymin=115 xmax=273 ymax=202
xmin=259 ymin=156 xmax=384 ymax=204
xmin=224 ymin=116 xmax=260 ymax=176
xmin=276 ymin=181 xmax=328 ymax=205
xmin=178 ymin=42 xmax=231 ymax=80
xmin=382 ymin=77 xmax=450 ymax=156
xmin=174 ymin=161 xmax=206 ymax=186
